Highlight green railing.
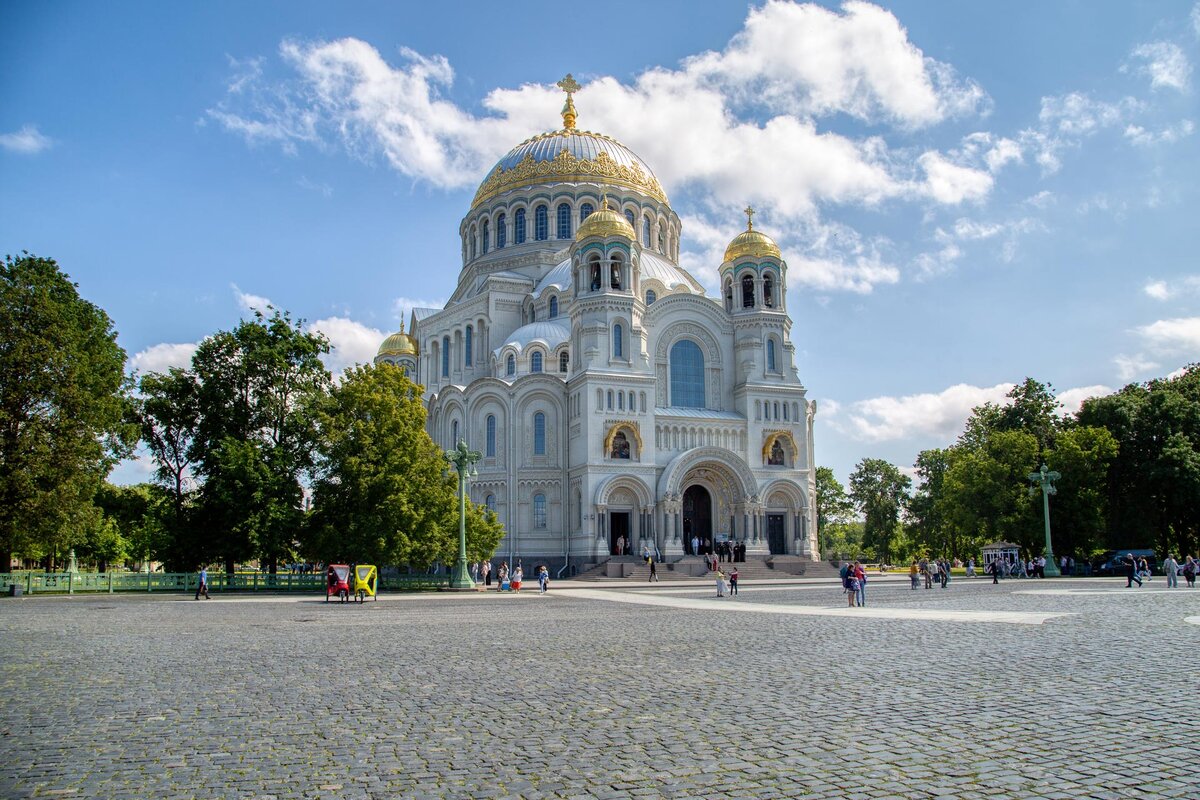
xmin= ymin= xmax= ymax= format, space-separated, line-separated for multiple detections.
xmin=0 ymin=571 xmax=449 ymax=595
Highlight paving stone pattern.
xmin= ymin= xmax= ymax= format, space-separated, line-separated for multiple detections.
xmin=1 ymin=578 xmax=1197 ymax=799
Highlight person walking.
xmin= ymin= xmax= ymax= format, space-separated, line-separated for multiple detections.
xmin=966 ymin=558 xmax=975 ymax=578
xmin=909 ymin=561 xmax=919 ymax=590
xmin=853 ymin=561 xmax=866 ymax=607
xmin=989 ymin=558 xmax=999 ymax=584
xmin=195 ymin=567 xmax=209 ymax=600
xmin=691 ymin=534 xmax=700 ymax=558
xmin=1182 ymin=556 xmax=1196 ymax=588
xmin=482 ymin=560 xmax=492 ymax=587
xmin=498 ymin=561 xmax=510 ymax=591
xmin=538 ymin=565 xmax=549 ymax=594
xmin=648 ymin=557 xmax=659 ymax=582
xmin=940 ymin=559 xmax=950 ymax=589
xmin=729 ymin=565 xmax=739 ymax=596
xmin=512 ymin=563 xmax=523 ymax=593
xmin=926 ymin=559 xmax=938 ymax=589
xmin=1123 ymin=553 xmax=1142 ymax=588
xmin=1163 ymin=554 xmax=1179 ymax=588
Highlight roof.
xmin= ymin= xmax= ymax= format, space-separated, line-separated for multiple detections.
xmin=653 ymin=407 xmax=745 ymax=421
xmin=496 ymin=320 xmax=571 ymax=354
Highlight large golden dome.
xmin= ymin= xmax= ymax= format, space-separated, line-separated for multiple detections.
xmin=377 ymin=323 xmax=418 ymax=358
xmin=723 ymin=207 xmax=781 ymax=263
xmin=576 ymin=200 xmax=635 ymax=241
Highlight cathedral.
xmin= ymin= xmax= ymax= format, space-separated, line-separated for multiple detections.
xmin=376 ymin=76 xmax=818 ymax=573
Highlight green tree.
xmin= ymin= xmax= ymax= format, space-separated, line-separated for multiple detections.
xmin=190 ymin=310 xmax=329 ymax=574
xmin=306 ymin=363 xmax=503 ymax=567
xmin=93 ymin=482 xmax=169 ymax=570
xmin=906 ymin=448 xmax=956 ymax=557
xmin=136 ymin=368 xmax=201 ymax=568
xmin=814 ymin=466 xmax=853 ymax=548
xmin=0 ymin=254 xmax=134 ymax=570
xmin=941 ymin=430 xmax=1039 ymax=556
xmin=1043 ymin=425 xmax=1118 ymax=559
xmin=848 ymin=458 xmax=910 ymax=564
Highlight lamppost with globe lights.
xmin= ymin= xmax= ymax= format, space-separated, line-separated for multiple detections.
xmin=444 ymin=439 xmax=481 ymax=590
xmin=1027 ymin=463 xmax=1061 ymax=577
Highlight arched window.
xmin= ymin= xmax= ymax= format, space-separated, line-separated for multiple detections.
xmin=559 ymin=352 xmax=569 ymax=372
xmin=506 ymin=354 xmax=515 ymax=376
xmin=742 ymin=275 xmax=756 ymax=308
xmin=548 ymin=296 xmax=558 ymax=319
xmin=643 ymin=216 xmax=652 ymax=247
xmin=533 ymin=412 xmax=546 ymax=455
xmin=613 ymin=323 xmax=623 ymax=359
xmin=766 ymin=338 xmax=776 ymax=372
xmin=574 ymin=488 xmax=582 ymax=528
xmin=609 ymin=256 xmax=622 ymax=290
xmin=783 ymin=403 xmax=789 ymax=421
xmin=515 ymin=208 xmax=527 ymax=244
xmin=496 ymin=214 xmax=507 ymax=248
xmin=580 ymin=202 xmax=593 ymax=222
xmin=533 ymin=493 xmax=547 ymax=528
xmin=531 ymin=351 xmax=543 ymax=373
xmin=589 ymin=259 xmax=602 ymax=291
xmin=768 ymin=439 xmax=785 ymax=466
xmin=441 ymin=336 xmax=450 ymax=377
xmin=469 ymin=227 xmax=477 ymax=259
xmin=657 ymin=230 xmax=665 ymax=252
xmin=556 ymin=203 xmax=572 ymax=238
xmin=481 ymin=220 xmax=490 ymax=254
xmin=606 ymin=390 xmax=613 ymax=410
xmin=618 ymin=392 xmax=624 ymax=410
xmin=724 ymin=279 xmax=733 ymax=311
xmin=645 ymin=290 xmax=656 ymax=305
xmin=624 ymin=209 xmax=635 ymax=228
xmin=611 ymin=431 xmax=631 ymax=459
xmin=670 ymin=340 xmax=706 ymax=408
xmin=464 ymin=325 xmax=473 ymax=367
xmin=535 ymin=205 xmax=548 ymax=241
xmin=763 ymin=273 xmax=774 ymax=308
xmin=451 ymin=419 xmax=459 ymax=445
xmin=485 ymin=494 xmax=496 ymax=512
xmin=486 ymin=414 xmax=496 ymax=457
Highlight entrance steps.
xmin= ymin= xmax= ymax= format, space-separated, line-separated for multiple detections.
xmin=573 ymin=555 xmax=838 ymax=582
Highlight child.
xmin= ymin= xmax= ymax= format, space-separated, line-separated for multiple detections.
xmin=538 ymin=565 xmax=549 ymax=594
xmin=846 ymin=573 xmax=860 ymax=607
xmin=512 ymin=564 xmax=523 ymax=592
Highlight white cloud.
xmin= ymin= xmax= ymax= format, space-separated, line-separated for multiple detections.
xmin=127 ymin=342 xmax=198 ymax=375
xmin=392 ymin=295 xmax=446 ymax=322
xmin=1143 ymin=280 xmax=1171 ymax=300
xmin=1143 ymin=275 xmax=1200 ymax=301
xmin=232 ymin=284 xmax=274 ymax=313
xmin=917 ymin=150 xmax=993 ymax=204
xmin=1167 ymin=365 xmax=1189 ymax=380
xmin=0 ymin=124 xmax=52 ymax=154
xmin=1124 ymin=119 xmax=1195 ymax=146
xmin=984 ymin=138 xmax=1022 ymax=172
xmin=1135 ymin=316 xmax=1200 ymax=353
xmin=1056 ymin=385 xmax=1113 ymax=414
xmin=1114 ymin=353 xmax=1161 ymax=382
xmin=307 ymin=316 xmax=388 ymax=375
xmin=1127 ymin=42 xmax=1192 ymax=92
xmin=836 ymin=382 xmax=1014 ymax=442
xmin=1039 ymin=93 xmax=1137 ymax=136
xmin=1194 ymin=2 xmax=1200 ymax=38
xmin=1025 ymin=190 xmax=1054 ymax=208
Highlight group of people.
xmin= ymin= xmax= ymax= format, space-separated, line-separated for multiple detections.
xmin=908 ymin=558 xmax=952 ymax=589
xmin=471 ymin=561 xmax=551 ymax=594
xmin=713 ymin=566 xmax=739 ymax=597
xmin=1128 ymin=554 xmax=1198 ymax=588
xmin=840 ymin=561 xmax=867 ymax=606
xmin=685 ymin=535 xmax=748 ymax=562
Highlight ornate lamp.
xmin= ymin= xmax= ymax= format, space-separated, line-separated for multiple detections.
xmin=1027 ymin=463 xmax=1061 ymax=577
xmin=445 ymin=439 xmax=482 ymax=590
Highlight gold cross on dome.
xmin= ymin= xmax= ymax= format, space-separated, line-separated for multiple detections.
xmin=557 ymin=73 xmax=581 ymax=130
xmin=744 ymin=205 xmax=755 ymax=230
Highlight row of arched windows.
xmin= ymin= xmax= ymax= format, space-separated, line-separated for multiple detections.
xmin=450 ymin=411 xmax=548 ymax=458
xmin=479 ymin=493 xmax=546 ymax=529
xmin=599 ymin=389 xmax=646 ymax=413
xmin=465 ymin=200 xmax=680 ymax=262
xmin=723 ymin=271 xmax=779 ymax=312
xmin=503 ymin=350 xmax=569 ymax=377
xmin=758 ymin=399 xmax=800 ymax=421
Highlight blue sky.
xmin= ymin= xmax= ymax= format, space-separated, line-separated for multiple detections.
xmin=2 ymin=1 xmax=1198 ymax=486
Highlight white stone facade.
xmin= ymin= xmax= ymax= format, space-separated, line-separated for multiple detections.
xmin=377 ymin=117 xmax=817 ymax=572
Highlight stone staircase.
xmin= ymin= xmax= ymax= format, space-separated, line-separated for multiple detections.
xmin=573 ymin=555 xmax=839 ymax=582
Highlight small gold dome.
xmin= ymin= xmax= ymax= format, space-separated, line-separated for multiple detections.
xmin=576 ymin=201 xmax=635 ymax=242
xmin=377 ymin=323 xmax=418 ymax=358
xmin=723 ymin=205 xmax=781 ymax=263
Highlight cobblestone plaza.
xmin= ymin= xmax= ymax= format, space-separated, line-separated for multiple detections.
xmin=2 ymin=577 xmax=1197 ymax=799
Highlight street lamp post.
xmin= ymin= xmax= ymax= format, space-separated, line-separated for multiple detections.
xmin=445 ymin=439 xmax=481 ymax=590
xmin=1027 ymin=463 xmax=1061 ymax=577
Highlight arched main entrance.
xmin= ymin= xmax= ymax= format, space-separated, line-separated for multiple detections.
xmin=682 ymin=485 xmax=712 ymax=555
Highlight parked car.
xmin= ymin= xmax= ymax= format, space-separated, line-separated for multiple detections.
xmin=1094 ymin=549 xmax=1159 ymax=576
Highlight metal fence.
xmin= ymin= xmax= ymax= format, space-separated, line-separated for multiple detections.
xmin=0 ymin=571 xmax=449 ymax=595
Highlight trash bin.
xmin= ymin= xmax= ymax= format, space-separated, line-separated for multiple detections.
xmin=8 ymin=584 xmax=22 ymax=597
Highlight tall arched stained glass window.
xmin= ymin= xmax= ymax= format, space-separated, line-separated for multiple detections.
xmin=531 ymin=351 xmax=543 ymax=373
xmin=441 ymin=336 xmax=450 ymax=377
xmin=533 ymin=493 xmax=546 ymax=528
xmin=625 ymin=209 xmax=635 ymax=228
xmin=506 ymin=354 xmax=515 ymax=376
xmin=559 ymin=352 xmax=569 ymax=372
xmin=496 ymin=214 xmax=507 ymax=248
xmin=533 ymin=412 xmax=546 ymax=455
xmin=580 ymin=203 xmax=593 ymax=222
xmin=451 ymin=420 xmax=459 ymax=445
xmin=535 ymin=205 xmax=548 ymax=241
xmin=485 ymin=494 xmax=496 ymax=512
xmin=613 ymin=323 xmax=623 ymax=359
xmin=766 ymin=338 xmax=776 ymax=372
xmin=481 ymin=220 xmax=490 ymax=254
xmin=669 ymin=339 xmax=706 ymax=408
xmin=469 ymin=227 xmax=477 ymax=259
xmin=645 ymin=290 xmax=656 ymax=305
xmin=557 ymin=203 xmax=572 ymax=238
xmin=486 ymin=414 xmax=496 ymax=457
xmin=515 ymin=208 xmax=527 ymax=243
xmin=548 ymin=296 xmax=558 ymax=319
xmin=643 ymin=216 xmax=652 ymax=247
xmin=464 ymin=325 xmax=473 ymax=367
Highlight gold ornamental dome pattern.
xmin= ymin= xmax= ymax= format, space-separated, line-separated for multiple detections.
xmin=576 ymin=200 xmax=635 ymax=241
xmin=377 ymin=323 xmax=418 ymax=357
xmin=723 ymin=205 xmax=781 ymax=263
